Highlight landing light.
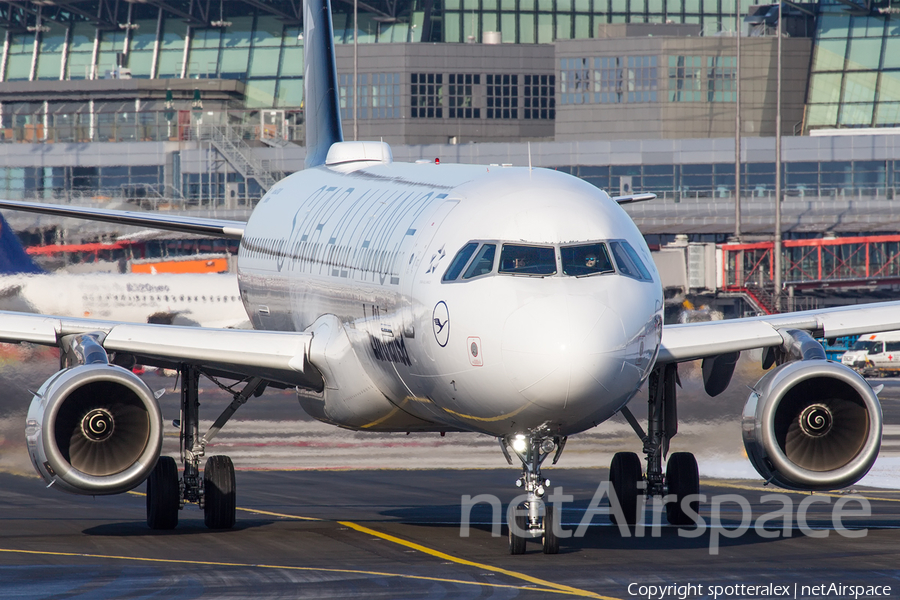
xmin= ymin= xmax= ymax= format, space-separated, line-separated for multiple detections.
xmin=541 ymin=439 xmax=556 ymax=454
xmin=512 ymin=435 xmax=527 ymax=453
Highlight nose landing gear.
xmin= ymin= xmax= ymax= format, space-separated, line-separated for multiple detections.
xmin=500 ymin=433 xmax=566 ymax=554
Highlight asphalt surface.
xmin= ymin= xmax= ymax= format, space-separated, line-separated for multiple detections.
xmin=1 ymin=349 xmax=900 ymax=598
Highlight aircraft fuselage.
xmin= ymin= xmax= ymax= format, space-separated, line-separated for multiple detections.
xmin=238 ymin=155 xmax=664 ymax=437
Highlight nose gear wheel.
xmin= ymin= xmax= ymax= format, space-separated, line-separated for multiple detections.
xmin=500 ymin=433 xmax=565 ymax=555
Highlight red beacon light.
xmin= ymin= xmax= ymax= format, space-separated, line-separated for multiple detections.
xmin=435 ymin=158 xmax=440 ymax=165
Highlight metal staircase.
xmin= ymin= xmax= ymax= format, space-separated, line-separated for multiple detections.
xmin=197 ymin=124 xmax=279 ymax=192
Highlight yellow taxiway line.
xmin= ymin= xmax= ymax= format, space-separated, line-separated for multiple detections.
xmin=112 ymin=491 xmax=616 ymax=599
xmin=0 ymin=546 xmax=579 ymax=595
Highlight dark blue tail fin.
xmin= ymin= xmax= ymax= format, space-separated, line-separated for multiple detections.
xmin=0 ymin=214 xmax=43 ymax=275
xmin=304 ymin=0 xmax=344 ymax=169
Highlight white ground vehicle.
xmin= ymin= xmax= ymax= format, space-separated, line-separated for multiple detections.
xmin=841 ymin=331 xmax=900 ymax=376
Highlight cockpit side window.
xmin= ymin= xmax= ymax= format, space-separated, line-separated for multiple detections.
xmin=499 ymin=245 xmax=557 ymax=276
xmin=609 ymin=240 xmax=653 ymax=282
xmin=442 ymin=242 xmax=478 ymax=281
xmin=463 ymin=244 xmax=496 ymax=279
xmin=561 ymin=243 xmax=615 ymax=276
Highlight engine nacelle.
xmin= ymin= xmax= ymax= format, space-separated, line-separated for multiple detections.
xmin=742 ymin=360 xmax=882 ymax=491
xmin=25 ymin=364 xmax=163 ymax=495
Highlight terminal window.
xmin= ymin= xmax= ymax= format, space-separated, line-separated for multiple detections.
xmin=371 ymin=73 xmax=401 ymax=119
xmin=487 ymin=74 xmax=519 ymax=119
xmin=628 ymin=56 xmax=658 ymax=103
xmin=411 ymin=73 xmax=443 ymax=118
xmin=339 ymin=73 xmax=369 ymax=120
xmin=593 ymin=57 xmax=623 ymax=104
xmin=707 ymin=56 xmax=736 ymax=103
xmin=560 ymin=58 xmax=590 ymax=104
xmin=448 ymin=74 xmax=481 ymax=119
xmin=524 ymin=75 xmax=555 ymax=120
xmin=668 ymin=55 xmax=704 ymax=102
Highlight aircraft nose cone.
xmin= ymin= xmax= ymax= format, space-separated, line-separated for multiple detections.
xmin=501 ymin=295 xmax=626 ymax=410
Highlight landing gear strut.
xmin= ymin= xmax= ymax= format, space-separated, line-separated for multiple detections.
xmin=619 ymin=363 xmax=699 ymax=526
xmin=146 ymin=365 xmax=265 ymax=530
xmin=500 ymin=433 xmax=566 ymax=554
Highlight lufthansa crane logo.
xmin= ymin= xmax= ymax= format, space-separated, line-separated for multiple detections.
xmin=433 ymin=301 xmax=450 ymax=347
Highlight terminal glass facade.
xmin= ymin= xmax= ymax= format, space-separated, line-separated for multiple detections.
xmin=559 ymin=159 xmax=900 ymax=201
xmin=0 ymin=157 xmax=895 ymax=207
xmin=1 ymin=0 xmax=751 ymax=104
xmin=440 ymin=0 xmax=752 ymax=43
xmin=805 ymin=0 xmax=900 ymax=131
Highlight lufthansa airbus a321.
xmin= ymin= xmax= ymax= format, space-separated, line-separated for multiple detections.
xmin=0 ymin=0 xmax=896 ymax=555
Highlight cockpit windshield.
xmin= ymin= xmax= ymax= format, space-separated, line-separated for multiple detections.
xmin=463 ymin=244 xmax=496 ymax=279
xmin=441 ymin=239 xmax=652 ymax=283
xmin=499 ymin=245 xmax=557 ymax=276
xmin=609 ymin=241 xmax=653 ymax=282
xmin=561 ymin=243 xmax=615 ymax=276
xmin=443 ymin=242 xmax=478 ymax=282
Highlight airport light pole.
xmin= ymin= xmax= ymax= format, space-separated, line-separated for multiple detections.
xmin=734 ymin=1 xmax=742 ymax=241
xmin=774 ymin=2 xmax=783 ymax=312
xmin=353 ymin=0 xmax=359 ymax=141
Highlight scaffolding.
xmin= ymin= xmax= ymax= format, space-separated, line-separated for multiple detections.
xmin=722 ymin=235 xmax=900 ymax=313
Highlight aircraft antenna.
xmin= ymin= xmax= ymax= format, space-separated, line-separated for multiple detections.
xmin=528 ymin=141 xmax=532 ymax=172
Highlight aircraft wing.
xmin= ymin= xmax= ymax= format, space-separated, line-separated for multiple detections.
xmin=0 ymin=311 xmax=320 ymax=390
xmin=658 ymin=300 xmax=900 ymax=363
xmin=0 ymin=200 xmax=245 ymax=240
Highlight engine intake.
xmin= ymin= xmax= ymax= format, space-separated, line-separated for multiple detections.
xmin=742 ymin=360 xmax=882 ymax=491
xmin=26 ymin=364 xmax=163 ymax=495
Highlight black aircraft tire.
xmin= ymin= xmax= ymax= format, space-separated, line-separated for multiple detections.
xmin=609 ymin=452 xmax=642 ymax=526
xmin=146 ymin=456 xmax=179 ymax=530
xmin=542 ymin=505 xmax=560 ymax=554
xmin=666 ymin=452 xmax=700 ymax=526
xmin=508 ymin=508 xmax=527 ymax=555
xmin=204 ymin=455 xmax=236 ymax=530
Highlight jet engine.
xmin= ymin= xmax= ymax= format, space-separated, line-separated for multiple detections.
xmin=25 ymin=364 xmax=163 ymax=495
xmin=741 ymin=359 xmax=882 ymax=491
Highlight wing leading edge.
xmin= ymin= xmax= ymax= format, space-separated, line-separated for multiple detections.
xmin=0 ymin=200 xmax=245 ymax=240
xmin=659 ymin=299 xmax=900 ymax=363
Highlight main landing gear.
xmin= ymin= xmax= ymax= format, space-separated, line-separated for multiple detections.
xmin=500 ymin=433 xmax=567 ymax=555
xmin=145 ymin=365 xmax=266 ymax=530
xmin=618 ymin=363 xmax=700 ymax=527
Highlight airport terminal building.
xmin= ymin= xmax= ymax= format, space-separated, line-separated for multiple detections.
xmin=0 ymin=0 xmax=898 ymax=241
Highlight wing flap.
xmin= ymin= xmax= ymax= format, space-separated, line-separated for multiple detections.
xmin=0 ymin=313 xmax=62 ymax=345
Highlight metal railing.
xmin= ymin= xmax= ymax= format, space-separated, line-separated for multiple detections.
xmin=194 ymin=123 xmax=280 ymax=192
xmin=0 ymin=109 xmax=305 ymax=146
xmin=640 ymin=187 xmax=900 ymax=202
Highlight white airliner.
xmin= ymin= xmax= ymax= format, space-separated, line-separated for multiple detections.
xmin=0 ymin=270 xmax=247 ymax=329
xmin=0 ymin=271 xmax=246 ymax=328
xmin=0 ymin=0 xmax=897 ymax=554
xmin=0 ymin=215 xmax=247 ymax=328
